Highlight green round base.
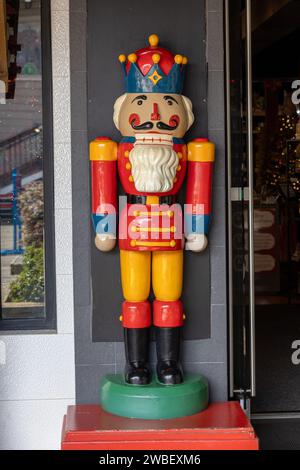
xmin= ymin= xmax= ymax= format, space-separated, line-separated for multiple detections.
xmin=100 ymin=374 xmax=209 ymax=420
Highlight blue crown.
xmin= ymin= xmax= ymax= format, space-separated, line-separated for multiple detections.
xmin=119 ymin=34 xmax=187 ymax=95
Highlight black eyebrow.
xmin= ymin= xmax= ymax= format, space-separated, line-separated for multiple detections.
xmin=164 ymin=95 xmax=178 ymax=104
xmin=131 ymin=95 xmax=147 ymax=103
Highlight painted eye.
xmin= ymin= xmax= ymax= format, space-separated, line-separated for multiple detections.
xmin=167 ymin=100 xmax=173 ymax=106
xmin=137 ymin=100 xmax=143 ymax=106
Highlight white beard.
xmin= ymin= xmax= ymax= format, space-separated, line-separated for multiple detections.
xmin=129 ymin=144 xmax=179 ymax=193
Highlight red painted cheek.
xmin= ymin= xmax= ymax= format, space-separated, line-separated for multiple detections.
xmin=129 ymin=113 xmax=140 ymax=126
xmin=169 ymin=115 xmax=180 ymax=128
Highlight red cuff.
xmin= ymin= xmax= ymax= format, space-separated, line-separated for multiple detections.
xmin=153 ymin=300 xmax=184 ymax=328
xmin=121 ymin=301 xmax=151 ymax=328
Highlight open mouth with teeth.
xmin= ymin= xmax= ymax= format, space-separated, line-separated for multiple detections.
xmin=134 ymin=133 xmax=173 ymax=145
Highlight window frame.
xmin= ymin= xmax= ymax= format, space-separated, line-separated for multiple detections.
xmin=0 ymin=0 xmax=56 ymax=332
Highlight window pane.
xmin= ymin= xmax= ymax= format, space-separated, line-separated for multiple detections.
xmin=0 ymin=0 xmax=45 ymax=320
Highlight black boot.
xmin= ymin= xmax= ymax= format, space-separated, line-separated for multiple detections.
xmin=156 ymin=327 xmax=183 ymax=385
xmin=124 ymin=328 xmax=151 ymax=385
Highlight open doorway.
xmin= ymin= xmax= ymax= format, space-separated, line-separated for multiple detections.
xmin=227 ymin=0 xmax=300 ymax=449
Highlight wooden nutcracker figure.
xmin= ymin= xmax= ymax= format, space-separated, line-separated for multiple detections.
xmin=90 ymin=34 xmax=214 ymax=387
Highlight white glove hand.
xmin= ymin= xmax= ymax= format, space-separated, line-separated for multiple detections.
xmin=185 ymin=233 xmax=208 ymax=252
xmin=95 ymin=233 xmax=116 ymax=252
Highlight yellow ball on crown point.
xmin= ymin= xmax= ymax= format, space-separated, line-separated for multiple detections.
xmin=174 ymin=54 xmax=183 ymax=65
xmin=149 ymin=34 xmax=159 ymax=47
xmin=128 ymin=53 xmax=137 ymax=63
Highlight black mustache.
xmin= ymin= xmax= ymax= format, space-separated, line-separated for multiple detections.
xmin=157 ymin=121 xmax=179 ymax=130
xmin=131 ymin=121 xmax=179 ymax=131
xmin=131 ymin=121 xmax=154 ymax=130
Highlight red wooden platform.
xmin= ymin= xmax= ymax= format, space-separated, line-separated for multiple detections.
xmin=61 ymin=402 xmax=259 ymax=450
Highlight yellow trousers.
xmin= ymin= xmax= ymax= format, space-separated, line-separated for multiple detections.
xmin=120 ymin=250 xmax=183 ymax=302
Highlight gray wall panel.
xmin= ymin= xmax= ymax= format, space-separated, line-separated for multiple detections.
xmin=87 ymin=0 xmax=210 ymax=342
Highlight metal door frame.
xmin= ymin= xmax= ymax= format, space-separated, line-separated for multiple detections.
xmin=225 ymin=0 xmax=256 ymax=402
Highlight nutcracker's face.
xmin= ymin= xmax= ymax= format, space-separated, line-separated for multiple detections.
xmin=114 ymin=92 xmax=194 ymax=139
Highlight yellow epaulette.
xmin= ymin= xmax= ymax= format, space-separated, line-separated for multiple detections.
xmin=188 ymin=139 xmax=215 ymax=162
xmin=89 ymin=137 xmax=118 ymax=161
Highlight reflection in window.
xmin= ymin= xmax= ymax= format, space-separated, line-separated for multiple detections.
xmin=0 ymin=0 xmax=45 ymax=320
xmin=241 ymin=80 xmax=300 ymax=302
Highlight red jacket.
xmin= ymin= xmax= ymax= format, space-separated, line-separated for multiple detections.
xmin=90 ymin=136 xmax=214 ymax=252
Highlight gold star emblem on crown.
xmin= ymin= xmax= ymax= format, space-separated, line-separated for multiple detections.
xmin=148 ymin=70 xmax=162 ymax=85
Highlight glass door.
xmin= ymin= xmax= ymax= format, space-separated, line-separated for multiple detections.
xmin=227 ymin=0 xmax=300 ymax=414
